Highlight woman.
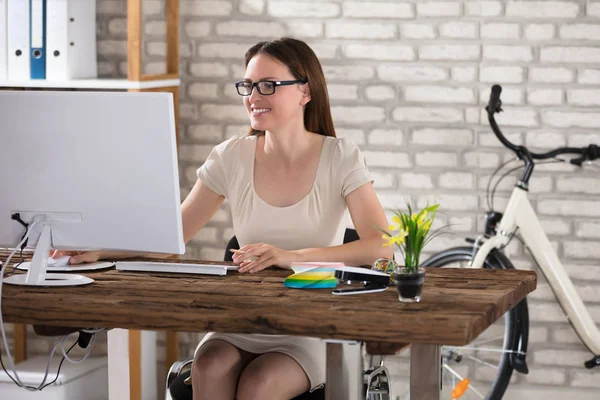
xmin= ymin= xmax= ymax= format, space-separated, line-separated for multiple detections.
xmin=60 ymin=37 xmax=392 ymax=399
xmin=189 ymin=37 xmax=392 ymax=400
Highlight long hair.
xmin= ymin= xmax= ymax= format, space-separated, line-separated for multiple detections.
xmin=244 ymin=37 xmax=336 ymax=138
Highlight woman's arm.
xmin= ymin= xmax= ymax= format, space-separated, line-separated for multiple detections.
xmin=181 ymin=179 xmax=225 ymax=244
xmin=295 ymin=183 xmax=393 ymax=265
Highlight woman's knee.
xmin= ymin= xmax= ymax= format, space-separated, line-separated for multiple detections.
xmin=192 ymin=340 xmax=244 ymax=381
xmin=237 ymin=353 xmax=310 ymax=400
xmin=237 ymin=361 xmax=277 ymax=399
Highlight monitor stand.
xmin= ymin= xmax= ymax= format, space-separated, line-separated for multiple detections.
xmin=4 ymin=223 xmax=94 ymax=287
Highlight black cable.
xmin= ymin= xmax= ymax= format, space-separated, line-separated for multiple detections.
xmin=10 ymin=213 xmax=30 ymax=250
xmin=9 ymin=213 xmax=32 ymax=269
xmin=39 ymin=339 xmax=78 ymax=390
xmin=499 ymin=227 xmax=519 ymax=252
xmin=490 ymin=159 xmax=565 ymax=210
xmin=486 ymin=158 xmax=519 ymax=211
xmin=0 ymin=337 xmax=78 ymax=391
xmin=15 ymin=248 xmax=25 ymax=269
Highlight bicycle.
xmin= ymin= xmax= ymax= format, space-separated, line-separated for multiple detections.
xmin=420 ymin=84 xmax=600 ymax=400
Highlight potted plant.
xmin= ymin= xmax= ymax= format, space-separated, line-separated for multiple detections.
xmin=381 ymin=202 xmax=443 ymax=302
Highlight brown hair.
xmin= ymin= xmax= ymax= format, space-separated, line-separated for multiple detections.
xmin=244 ymin=37 xmax=336 ymax=138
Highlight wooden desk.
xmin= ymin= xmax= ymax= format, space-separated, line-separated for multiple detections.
xmin=1 ymin=252 xmax=536 ymax=400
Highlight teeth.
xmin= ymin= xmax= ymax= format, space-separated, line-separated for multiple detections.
xmin=253 ymin=108 xmax=271 ymax=114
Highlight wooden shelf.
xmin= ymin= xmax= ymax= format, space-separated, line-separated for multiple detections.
xmin=0 ymin=78 xmax=181 ymax=90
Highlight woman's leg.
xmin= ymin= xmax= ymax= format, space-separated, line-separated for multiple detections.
xmin=192 ymin=340 xmax=257 ymax=400
xmin=236 ymin=353 xmax=311 ymax=400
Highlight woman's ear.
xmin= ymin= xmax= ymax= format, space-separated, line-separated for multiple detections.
xmin=300 ymin=86 xmax=311 ymax=106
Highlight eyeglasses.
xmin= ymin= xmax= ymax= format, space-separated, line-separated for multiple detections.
xmin=234 ymin=79 xmax=307 ymax=96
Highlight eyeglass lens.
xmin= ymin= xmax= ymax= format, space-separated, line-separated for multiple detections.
xmin=237 ymin=81 xmax=276 ymax=96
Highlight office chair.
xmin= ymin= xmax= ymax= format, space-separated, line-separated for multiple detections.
xmin=223 ymin=228 xmax=360 ymax=263
xmin=166 ymin=228 xmax=391 ymax=400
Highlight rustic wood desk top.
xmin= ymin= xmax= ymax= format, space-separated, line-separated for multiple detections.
xmin=1 ymin=250 xmax=536 ymax=347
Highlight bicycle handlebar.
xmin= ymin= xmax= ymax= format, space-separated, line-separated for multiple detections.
xmin=529 ymin=144 xmax=600 ymax=165
xmin=486 ymin=85 xmax=600 ymax=167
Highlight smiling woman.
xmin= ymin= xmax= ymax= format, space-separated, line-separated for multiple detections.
xmin=240 ymin=38 xmax=336 ymax=139
xmin=185 ymin=37 xmax=392 ymax=400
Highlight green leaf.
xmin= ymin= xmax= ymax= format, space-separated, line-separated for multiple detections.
xmin=424 ymin=204 xmax=440 ymax=213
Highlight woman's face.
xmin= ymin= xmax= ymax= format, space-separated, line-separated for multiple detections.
xmin=242 ymin=54 xmax=309 ymax=133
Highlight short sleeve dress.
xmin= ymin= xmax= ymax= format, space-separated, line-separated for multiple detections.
xmin=195 ymin=134 xmax=372 ymax=391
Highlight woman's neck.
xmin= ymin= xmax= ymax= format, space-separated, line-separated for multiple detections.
xmin=261 ymin=127 xmax=319 ymax=165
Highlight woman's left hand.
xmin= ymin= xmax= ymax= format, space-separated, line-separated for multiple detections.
xmin=233 ymin=243 xmax=299 ymax=273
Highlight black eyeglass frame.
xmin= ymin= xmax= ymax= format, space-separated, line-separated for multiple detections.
xmin=234 ymin=79 xmax=308 ymax=96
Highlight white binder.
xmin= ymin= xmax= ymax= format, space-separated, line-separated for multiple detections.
xmin=7 ymin=0 xmax=30 ymax=81
xmin=46 ymin=0 xmax=96 ymax=81
xmin=0 ymin=0 xmax=7 ymax=81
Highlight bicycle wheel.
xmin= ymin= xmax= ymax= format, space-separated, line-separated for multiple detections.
xmin=422 ymin=246 xmax=529 ymax=400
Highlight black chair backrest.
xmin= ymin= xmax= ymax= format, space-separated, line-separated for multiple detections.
xmin=224 ymin=228 xmax=360 ymax=262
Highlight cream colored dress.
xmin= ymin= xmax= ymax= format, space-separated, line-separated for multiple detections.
xmin=195 ymin=134 xmax=372 ymax=391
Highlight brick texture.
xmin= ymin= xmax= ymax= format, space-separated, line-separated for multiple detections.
xmin=8 ymin=0 xmax=597 ymax=398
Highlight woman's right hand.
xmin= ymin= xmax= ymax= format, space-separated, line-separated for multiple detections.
xmin=50 ymin=250 xmax=103 ymax=265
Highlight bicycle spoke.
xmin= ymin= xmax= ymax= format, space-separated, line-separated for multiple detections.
xmin=463 ymin=354 xmax=500 ymax=370
xmin=446 ymin=345 xmax=524 ymax=355
xmin=443 ymin=363 xmax=485 ymax=399
xmin=466 ymin=382 xmax=486 ymax=399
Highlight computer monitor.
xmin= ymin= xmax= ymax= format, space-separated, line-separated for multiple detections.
xmin=0 ymin=90 xmax=185 ymax=286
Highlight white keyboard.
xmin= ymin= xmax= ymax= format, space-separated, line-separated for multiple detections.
xmin=115 ymin=261 xmax=239 ymax=276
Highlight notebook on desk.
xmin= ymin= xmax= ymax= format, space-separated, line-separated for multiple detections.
xmin=115 ymin=261 xmax=239 ymax=276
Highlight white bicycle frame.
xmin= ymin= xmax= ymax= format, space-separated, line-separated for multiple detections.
xmin=470 ymin=184 xmax=600 ymax=356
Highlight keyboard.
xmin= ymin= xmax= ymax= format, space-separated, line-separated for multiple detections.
xmin=115 ymin=261 xmax=239 ymax=276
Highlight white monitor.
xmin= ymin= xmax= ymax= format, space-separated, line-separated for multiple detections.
xmin=0 ymin=90 xmax=185 ymax=286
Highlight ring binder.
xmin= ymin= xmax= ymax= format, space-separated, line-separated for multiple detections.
xmin=7 ymin=0 xmax=30 ymax=81
xmin=0 ymin=0 xmax=7 ymax=80
xmin=46 ymin=0 xmax=96 ymax=81
xmin=30 ymin=0 xmax=46 ymax=79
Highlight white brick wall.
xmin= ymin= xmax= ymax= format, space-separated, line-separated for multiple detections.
xmin=394 ymin=107 xmax=464 ymax=123
xmin=417 ymin=1 xmax=462 ymax=17
xmin=541 ymin=47 xmax=600 ymax=64
xmin=11 ymin=1 xmax=593 ymax=398
xmin=466 ymin=0 xmax=503 ymax=16
xmin=419 ymin=44 xmax=480 ymax=60
xmin=343 ymin=2 xmax=414 ymax=19
xmin=505 ymin=1 xmax=580 ymax=18
xmin=481 ymin=65 xmax=524 ymax=83
xmin=343 ymin=44 xmax=414 ymax=61
xmin=401 ymin=23 xmax=436 ymax=39
xmin=268 ymin=1 xmax=339 ymax=18
xmin=525 ymin=23 xmax=555 ymax=40
xmin=482 ymin=22 xmax=519 ymax=39
xmin=326 ymin=21 xmax=396 ymax=39
xmin=181 ymin=0 xmax=233 ymax=16
xmin=378 ymin=65 xmax=447 ymax=82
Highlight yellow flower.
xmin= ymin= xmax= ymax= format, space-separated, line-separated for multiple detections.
xmin=412 ymin=211 xmax=427 ymax=226
xmin=423 ymin=219 xmax=432 ymax=231
xmin=382 ymin=229 xmax=408 ymax=247
xmin=388 ymin=215 xmax=403 ymax=232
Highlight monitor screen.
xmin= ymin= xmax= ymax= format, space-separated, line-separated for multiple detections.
xmin=0 ymin=90 xmax=185 ymax=285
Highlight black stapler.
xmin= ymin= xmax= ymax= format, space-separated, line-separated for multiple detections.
xmin=332 ymin=266 xmax=390 ymax=295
